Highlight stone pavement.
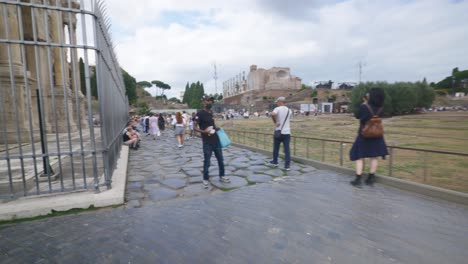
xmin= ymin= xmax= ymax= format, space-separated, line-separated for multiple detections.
xmin=1 ymin=130 xmax=468 ymax=263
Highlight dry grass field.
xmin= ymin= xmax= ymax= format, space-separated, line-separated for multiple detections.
xmin=218 ymin=111 xmax=468 ymax=193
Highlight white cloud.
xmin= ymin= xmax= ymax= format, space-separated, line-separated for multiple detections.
xmin=102 ymin=0 xmax=468 ymax=99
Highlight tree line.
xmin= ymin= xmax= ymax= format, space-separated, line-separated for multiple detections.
xmin=79 ymin=58 xmax=139 ymax=105
xmin=431 ymin=67 xmax=468 ymax=94
xmin=349 ymin=80 xmax=435 ymax=116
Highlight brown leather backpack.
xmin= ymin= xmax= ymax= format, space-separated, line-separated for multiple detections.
xmin=361 ymin=104 xmax=384 ymax=138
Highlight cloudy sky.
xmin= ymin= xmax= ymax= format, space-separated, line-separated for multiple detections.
xmin=102 ymin=0 xmax=468 ymax=99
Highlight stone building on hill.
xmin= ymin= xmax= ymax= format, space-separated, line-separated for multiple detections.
xmin=222 ymin=65 xmax=302 ymax=107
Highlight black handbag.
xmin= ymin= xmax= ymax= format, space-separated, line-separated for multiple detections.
xmin=274 ymin=108 xmax=290 ymax=139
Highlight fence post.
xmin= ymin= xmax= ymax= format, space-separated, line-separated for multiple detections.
xmin=293 ymin=137 xmax=296 ymax=156
xmin=263 ymin=133 xmax=266 ymax=150
xmin=388 ymin=147 xmax=393 ymax=177
xmin=256 ymin=132 xmax=258 ymax=148
xmin=321 ymin=140 xmax=325 ymax=162
xmin=340 ymin=142 xmax=343 ymax=166
xmin=423 ymin=151 xmax=428 ymax=183
xmin=306 ymin=138 xmax=309 ymax=159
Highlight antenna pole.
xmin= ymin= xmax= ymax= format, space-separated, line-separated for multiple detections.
xmin=213 ymin=62 xmax=218 ymax=94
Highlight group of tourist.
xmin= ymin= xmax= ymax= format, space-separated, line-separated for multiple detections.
xmin=123 ymin=87 xmax=388 ymax=189
xmin=266 ymin=88 xmax=388 ymax=188
xmin=132 ymin=111 xmax=197 ymax=146
xmin=122 ymin=96 xmax=230 ymax=188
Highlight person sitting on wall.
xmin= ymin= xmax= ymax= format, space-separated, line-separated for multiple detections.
xmin=123 ymin=127 xmax=140 ymax=150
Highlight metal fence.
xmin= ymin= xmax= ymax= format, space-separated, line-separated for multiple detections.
xmin=0 ymin=0 xmax=128 ymax=198
xmin=226 ymin=129 xmax=468 ymax=193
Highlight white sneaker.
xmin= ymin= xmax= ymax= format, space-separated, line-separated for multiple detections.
xmin=220 ymin=176 xmax=231 ymax=183
xmin=203 ymin=180 xmax=209 ymax=188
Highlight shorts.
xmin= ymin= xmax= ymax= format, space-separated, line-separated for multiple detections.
xmin=175 ymin=126 xmax=185 ymax=135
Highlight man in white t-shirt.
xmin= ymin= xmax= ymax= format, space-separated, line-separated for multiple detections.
xmin=182 ymin=111 xmax=190 ymax=139
xmin=267 ymin=96 xmax=292 ymax=170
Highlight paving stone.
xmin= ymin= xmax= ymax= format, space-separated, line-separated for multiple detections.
xmin=126 ymin=192 xmax=145 ymax=200
xmin=243 ymin=171 xmax=262 ymax=178
xmin=144 ymin=177 xmax=161 ymax=184
xmin=183 ymin=168 xmax=201 ymax=177
xmin=126 ymin=200 xmax=141 ymax=208
xmin=249 ymin=159 xmax=268 ymax=165
xmin=140 ymin=164 xmax=160 ymax=172
xmin=127 ymin=176 xmax=145 ymax=182
xmin=287 ymin=164 xmax=302 ymax=171
xmin=188 ymin=176 xmax=203 ymax=184
xmin=301 ymin=166 xmax=317 ymax=172
xmin=159 ymin=159 xmax=176 ymax=166
xmin=248 ymin=165 xmax=269 ymax=172
xmin=163 ymin=173 xmax=186 ymax=179
xmin=143 ymin=183 xmax=160 ymax=192
xmin=174 ymin=158 xmax=191 ymax=165
xmin=263 ymin=169 xmax=284 ymax=177
xmin=183 ymin=162 xmax=201 ymax=168
xmin=224 ymin=166 xmax=237 ymax=172
xmin=182 ymin=184 xmax=212 ymax=197
xmin=229 ymin=162 xmax=249 ymax=169
xmin=231 ymin=157 xmax=250 ymax=163
xmin=207 ymin=168 xmax=233 ymax=177
xmin=247 ymin=174 xmax=273 ymax=183
xmin=285 ymin=170 xmax=303 ymax=176
xmin=160 ymin=178 xmax=186 ymax=190
xmin=127 ymin=181 xmax=143 ymax=191
xmin=147 ymin=188 xmax=178 ymax=201
xmin=210 ymin=176 xmax=248 ymax=189
xmin=150 ymin=167 xmax=167 ymax=175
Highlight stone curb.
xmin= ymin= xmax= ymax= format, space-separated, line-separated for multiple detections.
xmin=0 ymin=146 xmax=129 ymax=221
xmin=232 ymin=143 xmax=468 ymax=206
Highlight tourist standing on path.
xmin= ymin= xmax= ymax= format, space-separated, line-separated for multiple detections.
xmin=194 ymin=96 xmax=230 ymax=188
xmin=158 ymin=113 xmax=165 ymax=135
xmin=144 ymin=115 xmax=150 ymax=135
xmin=267 ymin=96 xmax=292 ymax=170
xmin=172 ymin=112 xmax=186 ymax=148
xmin=148 ymin=113 xmax=160 ymax=140
xmin=189 ymin=112 xmax=196 ymax=138
xmin=140 ymin=116 xmax=146 ymax=133
xmin=349 ymin=87 xmax=389 ymax=187
xmin=182 ymin=111 xmax=190 ymax=140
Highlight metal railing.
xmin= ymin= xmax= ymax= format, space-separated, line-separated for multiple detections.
xmin=0 ymin=0 xmax=128 ymax=198
xmin=226 ymin=129 xmax=468 ymax=193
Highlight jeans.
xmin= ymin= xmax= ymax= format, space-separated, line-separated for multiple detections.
xmin=203 ymin=141 xmax=225 ymax=180
xmin=272 ymin=134 xmax=291 ymax=168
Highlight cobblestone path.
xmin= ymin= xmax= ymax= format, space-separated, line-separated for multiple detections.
xmin=1 ymin=130 xmax=467 ymax=263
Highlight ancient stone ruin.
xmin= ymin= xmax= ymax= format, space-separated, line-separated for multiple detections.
xmin=0 ymin=0 xmax=87 ymax=145
xmin=223 ymin=65 xmax=302 ymax=107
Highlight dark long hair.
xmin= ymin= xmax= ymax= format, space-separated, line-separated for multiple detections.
xmin=368 ymin=87 xmax=385 ymax=107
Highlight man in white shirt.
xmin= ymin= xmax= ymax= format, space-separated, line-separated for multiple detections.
xmin=182 ymin=111 xmax=190 ymax=139
xmin=267 ymin=96 xmax=292 ymax=170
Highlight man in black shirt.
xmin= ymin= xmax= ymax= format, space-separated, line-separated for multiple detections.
xmin=194 ymin=96 xmax=230 ymax=188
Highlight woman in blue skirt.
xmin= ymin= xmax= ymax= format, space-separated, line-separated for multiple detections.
xmin=349 ymin=87 xmax=388 ymax=187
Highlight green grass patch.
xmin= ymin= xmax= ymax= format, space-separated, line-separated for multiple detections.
xmin=222 ymin=112 xmax=468 ymax=193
